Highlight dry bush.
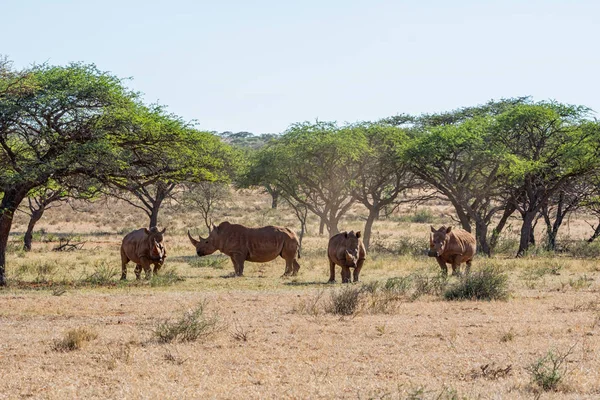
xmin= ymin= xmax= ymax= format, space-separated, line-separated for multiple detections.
xmin=326 ymin=286 xmax=362 ymax=316
xmin=52 ymin=327 xmax=98 ymax=352
xmin=153 ymin=302 xmax=221 ymax=343
xmin=443 ymin=266 xmax=509 ymax=301
xmin=527 ymin=345 xmax=575 ymax=392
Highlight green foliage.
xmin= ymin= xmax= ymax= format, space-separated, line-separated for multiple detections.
xmin=82 ymin=262 xmax=118 ymax=285
xmin=153 ymin=302 xmax=220 ymax=343
xmin=527 ymin=347 xmax=574 ymax=391
xmin=443 ymin=266 xmax=509 ymax=301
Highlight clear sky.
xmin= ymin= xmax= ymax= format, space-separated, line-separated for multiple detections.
xmin=2 ymin=0 xmax=599 ymax=133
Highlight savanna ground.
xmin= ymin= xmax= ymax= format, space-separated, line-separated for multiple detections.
xmin=1 ymin=191 xmax=600 ymax=399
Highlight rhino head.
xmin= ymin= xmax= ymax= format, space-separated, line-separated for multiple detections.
xmin=429 ymin=225 xmax=452 ymax=257
xmin=188 ymin=223 xmax=219 ymax=257
xmin=145 ymin=227 xmax=167 ymax=265
xmin=343 ymin=230 xmax=361 ymax=268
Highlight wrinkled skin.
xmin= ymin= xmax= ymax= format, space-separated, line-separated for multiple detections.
xmin=429 ymin=225 xmax=476 ymax=276
xmin=188 ymin=221 xmax=300 ymax=277
xmin=327 ymin=230 xmax=366 ymax=283
xmin=120 ymin=227 xmax=167 ymax=280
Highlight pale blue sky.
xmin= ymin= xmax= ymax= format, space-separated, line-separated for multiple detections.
xmin=2 ymin=0 xmax=599 ymax=133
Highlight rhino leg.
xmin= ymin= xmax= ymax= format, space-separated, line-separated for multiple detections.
xmin=341 ymin=266 xmax=351 ymax=283
xmin=282 ymin=259 xmax=293 ymax=277
xmin=353 ymin=258 xmax=365 ymax=283
xmin=134 ymin=264 xmax=142 ymax=280
xmin=328 ymin=260 xmax=336 ymax=283
xmin=436 ymin=257 xmax=448 ymax=277
xmin=292 ymin=259 xmax=300 ymax=276
xmin=465 ymin=260 xmax=472 ymax=275
xmin=120 ymin=247 xmax=129 ymax=280
xmin=230 ymin=254 xmax=245 ymax=277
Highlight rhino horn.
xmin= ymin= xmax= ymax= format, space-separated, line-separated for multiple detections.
xmin=187 ymin=230 xmax=199 ymax=246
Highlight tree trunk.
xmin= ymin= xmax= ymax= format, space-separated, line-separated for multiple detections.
xmin=148 ymin=196 xmax=165 ymax=228
xmin=0 ymin=187 xmax=31 ymax=286
xmin=319 ymin=217 xmax=326 ymax=235
xmin=23 ymin=208 xmax=45 ymax=251
xmin=588 ymin=220 xmax=600 ymax=243
xmin=271 ymin=190 xmax=279 ymax=209
xmin=475 ymin=220 xmax=491 ymax=257
xmin=517 ymin=212 xmax=536 ymax=257
xmin=489 ymin=204 xmax=516 ymax=251
xmin=362 ymin=208 xmax=378 ymax=251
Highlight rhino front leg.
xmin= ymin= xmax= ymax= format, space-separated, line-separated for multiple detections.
xmin=230 ymin=254 xmax=246 ymax=277
xmin=436 ymin=257 xmax=448 ymax=277
xmin=353 ymin=258 xmax=365 ymax=283
xmin=328 ymin=259 xmax=336 ymax=283
xmin=341 ymin=266 xmax=351 ymax=283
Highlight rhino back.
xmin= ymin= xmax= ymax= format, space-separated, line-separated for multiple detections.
xmin=121 ymin=229 xmax=151 ymax=263
xmin=217 ymin=223 xmax=297 ymax=261
xmin=445 ymin=230 xmax=476 ymax=258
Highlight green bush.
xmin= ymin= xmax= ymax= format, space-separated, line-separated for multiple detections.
xmin=82 ymin=262 xmax=118 ymax=285
xmin=150 ymin=268 xmax=184 ymax=287
xmin=527 ymin=347 xmax=573 ymax=391
xmin=443 ymin=266 xmax=509 ymax=301
xmin=153 ymin=302 xmax=220 ymax=343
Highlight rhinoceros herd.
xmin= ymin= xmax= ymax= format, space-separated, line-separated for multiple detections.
xmin=120 ymin=222 xmax=477 ymax=282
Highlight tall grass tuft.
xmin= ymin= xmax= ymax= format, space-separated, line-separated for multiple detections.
xmin=443 ymin=266 xmax=509 ymax=301
xmin=153 ymin=302 xmax=220 ymax=343
xmin=52 ymin=327 xmax=98 ymax=351
xmin=326 ymin=286 xmax=362 ymax=316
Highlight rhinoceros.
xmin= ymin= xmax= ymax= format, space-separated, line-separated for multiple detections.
xmin=428 ymin=225 xmax=476 ymax=276
xmin=120 ymin=227 xmax=167 ymax=280
xmin=327 ymin=230 xmax=366 ymax=283
xmin=187 ymin=221 xmax=300 ymax=277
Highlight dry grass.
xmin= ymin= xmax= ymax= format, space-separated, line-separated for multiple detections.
xmin=1 ymin=191 xmax=600 ymax=398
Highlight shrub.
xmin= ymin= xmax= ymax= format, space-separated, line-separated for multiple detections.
xmin=383 ymin=276 xmax=412 ymax=296
xmin=153 ymin=302 xmax=220 ymax=343
xmin=527 ymin=347 xmax=574 ymax=391
xmin=52 ymin=327 xmax=98 ymax=351
xmin=410 ymin=209 xmax=435 ymax=223
xmin=395 ymin=237 xmax=427 ymax=256
xmin=566 ymin=240 xmax=600 ymax=258
xmin=82 ymin=262 xmax=118 ymax=285
xmin=326 ymin=286 xmax=362 ymax=316
xmin=188 ymin=255 xmax=228 ymax=269
xmin=150 ymin=268 xmax=184 ymax=287
xmin=443 ymin=266 xmax=509 ymax=301
xmin=411 ymin=271 xmax=448 ymax=300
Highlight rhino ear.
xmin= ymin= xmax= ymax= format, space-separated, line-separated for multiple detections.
xmin=430 ymin=225 xmax=436 ymax=233
xmin=160 ymin=228 xmax=166 ymax=234
xmin=446 ymin=226 xmax=453 ymax=234
xmin=212 ymin=223 xmax=218 ymax=233
xmin=344 ymin=231 xmax=348 ymax=238
xmin=144 ymin=228 xmax=151 ymax=235
xmin=356 ymin=231 xmax=361 ymax=238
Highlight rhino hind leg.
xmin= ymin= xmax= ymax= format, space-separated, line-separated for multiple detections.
xmin=281 ymin=259 xmax=293 ymax=277
xmin=120 ymin=248 xmax=129 ymax=280
xmin=292 ymin=259 xmax=300 ymax=276
xmin=465 ymin=259 xmax=472 ymax=275
xmin=134 ymin=264 xmax=143 ymax=280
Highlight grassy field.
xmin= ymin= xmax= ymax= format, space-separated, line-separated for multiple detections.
xmin=1 ymin=191 xmax=600 ymax=399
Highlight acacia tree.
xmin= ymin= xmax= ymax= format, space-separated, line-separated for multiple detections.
xmin=403 ymin=115 xmax=513 ymax=256
xmin=0 ymin=62 xmax=196 ymax=286
xmin=179 ymin=181 xmax=231 ymax=231
xmin=103 ymin=106 xmax=237 ymax=228
xmin=264 ymin=121 xmax=367 ymax=235
xmin=492 ymin=102 xmax=600 ymax=256
xmin=350 ymin=122 xmax=420 ymax=250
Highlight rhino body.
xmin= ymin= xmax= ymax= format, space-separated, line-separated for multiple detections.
xmin=429 ymin=225 xmax=476 ymax=276
xmin=188 ymin=221 xmax=300 ymax=277
xmin=327 ymin=230 xmax=366 ymax=283
xmin=120 ymin=227 xmax=167 ymax=280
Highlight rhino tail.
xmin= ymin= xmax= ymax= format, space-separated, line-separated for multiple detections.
xmin=297 ymin=247 xmax=301 ymax=259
